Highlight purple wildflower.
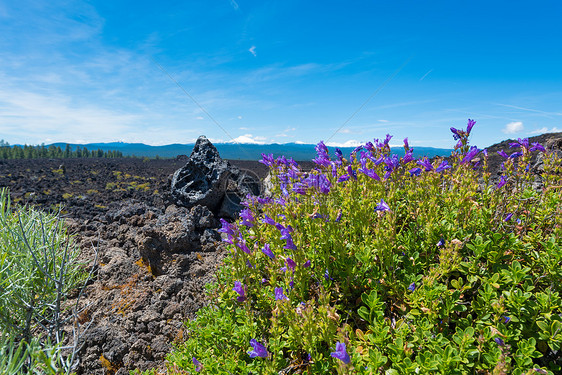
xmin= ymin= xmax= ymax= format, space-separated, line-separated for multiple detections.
xmin=509 ymin=151 xmax=523 ymax=159
xmin=192 ymin=357 xmax=203 ymax=372
xmin=409 ymin=167 xmax=422 ymax=176
xmin=375 ymin=199 xmax=390 ymax=212
xmin=286 ymin=257 xmax=296 ymax=272
xmin=530 ymin=142 xmax=546 ymax=152
xmin=450 ymin=127 xmax=462 ymax=140
xmin=497 ymin=175 xmax=507 ymax=189
xmin=303 ymin=259 xmax=311 ymax=268
xmin=262 ymin=244 xmax=275 ymax=259
xmin=504 ymin=213 xmax=513 ymax=222
xmin=461 ymin=146 xmax=480 ymax=164
xmin=335 ymin=148 xmax=343 ymax=162
xmin=466 ymin=119 xmax=476 ymax=135
xmin=312 ymin=155 xmax=331 ymax=167
xmin=218 ymin=218 xmax=235 ymax=235
xmin=383 ymin=134 xmax=393 ymax=145
xmin=417 ymin=157 xmax=433 ymax=171
xmin=359 ymin=167 xmax=381 ymax=181
xmin=284 ymin=237 xmax=297 ymax=250
xmin=510 ymin=138 xmax=529 ymax=149
xmin=233 ymin=281 xmax=246 ymax=302
xmin=313 ymin=141 xmax=331 ymax=167
xmin=261 ymin=214 xmax=276 ymax=226
xmin=533 ymin=368 xmax=548 ymax=374
xmin=502 ymin=316 xmax=511 ymax=324
xmin=317 ymin=174 xmax=332 ymax=194
xmin=236 ymin=240 xmax=251 ymax=255
xmin=497 ymin=150 xmax=509 ymax=158
xmin=338 ymin=174 xmax=350 ymax=183
xmin=240 ymin=208 xmax=255 ymax=227
xmin=292 ymin=183 xmax=307 ymax=195
xmin=274 ymin=287 xmax=289 ymax=301
xmin=248 ymin=339 xmax=268 ymax=358
xmin=402 ymin=149 xmax=415 ymax=164
xmin=408 ymin=282 xmax=416 ymax=292
xmin=352 ymin=145 xmax=363 ymax=155
xmin=330 ymin=342 xmax=351 ymax=364
xmin=436 ymin=238 xmax=445 ymax=247
xmin=280 ymin=227 xmax=292 ymax=240
xmin=259 ymin=153 xmax=275 ymax=167
xmin=494 ymin=337 xmax=505 ymax=347
xmin=324 ymin=269 xmax=333 ymax=281
xmin=347 ymin=165 xmax=357 ymax=180
xmin=403 ymin=137 xmax=410 ymax=150
xmin=257 ymin=196 xmax=272 ymax=205
xmin=435 ymin=160 xmax=450 ymax=173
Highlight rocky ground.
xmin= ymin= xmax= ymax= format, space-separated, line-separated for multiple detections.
xmin=0 ymin=132 xmax=560 ymax=374
xmin=0 ymin=151 xmax=271 ymax=374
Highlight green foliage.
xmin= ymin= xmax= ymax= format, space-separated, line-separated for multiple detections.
xmin=166 ymin=125 xmax=561 ymax=374
xmin=0 ymin=188 xmax=87 ymax=373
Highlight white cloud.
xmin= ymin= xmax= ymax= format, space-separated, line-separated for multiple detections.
xmin=229 ymin=0 xmax=240 ymax=10
xmin=530 ymin=126 xmax=562 ymax=134
xmin=502 ymin=121 xmax=524 ymax=134
xmin=196 ymin=116 xmax=204 ymax=120
xmin=237 ymin=115 xmax=243 ymax=119
xmin=326 ymin=140 xmax=362 ymax=148
xmin=339 ymin=129 xmax=352 ymax=134
xmin=229 ymin=134 xmax=267 ymax=144
xmin=249 ymin=46 xmax=257 ymax=57
xmin=378 ymin=119 xmax=389 ymax=123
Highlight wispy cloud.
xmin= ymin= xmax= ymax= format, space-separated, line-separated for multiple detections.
xmin=530 ymin=126 xmax=562 ymax=134
xmin=502 ymin=121 xmax=524 ymax=134
xmin=495 ymin=103 xmax=562 ymax=118
xmin=229 ymin=0 xmax=240 ymax=10
xmin=249 ymin=46 xmax=257 ymax=57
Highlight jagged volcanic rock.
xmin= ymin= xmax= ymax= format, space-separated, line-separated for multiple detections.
xmin=169 ymin=136 xmax=260 ymax=218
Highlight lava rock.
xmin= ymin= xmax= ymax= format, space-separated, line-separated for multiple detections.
xmin=169 ymin=136 xmax=261 ymax=218
xmin=169 ymin=136 xmax=232 ymax=211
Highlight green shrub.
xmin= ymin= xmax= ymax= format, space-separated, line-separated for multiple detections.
xmin=166 ymin=121 xmax=561 ymax=374
xmin=0 ymin=188 xmax=87 ymax=373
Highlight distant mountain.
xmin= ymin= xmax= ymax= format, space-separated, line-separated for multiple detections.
xmin=48 ymin=141 xmax=454 ymax=161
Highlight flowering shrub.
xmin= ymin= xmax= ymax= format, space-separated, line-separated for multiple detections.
xmin=167 ymin=120 xmax=561 ymax=374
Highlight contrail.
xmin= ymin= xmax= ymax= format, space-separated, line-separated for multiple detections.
xmin=326 ymin=54 xmax=414 ymax=142
xmin=419 ymin=69 xmax=433 ymax=81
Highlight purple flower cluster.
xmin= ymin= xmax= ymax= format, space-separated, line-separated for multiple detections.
xmin=330 ymin=342 xmax=351 ymax=364
xmin=233 ymin=281 xmax=246 ymax=302
xmin=248 ymin=339 xmax=268 ymax=358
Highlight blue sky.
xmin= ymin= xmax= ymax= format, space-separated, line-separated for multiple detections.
xmin=0 ymin=1 xmax=561 ymax=149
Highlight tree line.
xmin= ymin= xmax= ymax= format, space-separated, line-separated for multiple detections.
xmin=0 ymin=140 xmax=124 ymax=159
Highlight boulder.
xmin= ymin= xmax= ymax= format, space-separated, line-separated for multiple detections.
xmin=169 ymin=136 xmax=260 ymax=218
